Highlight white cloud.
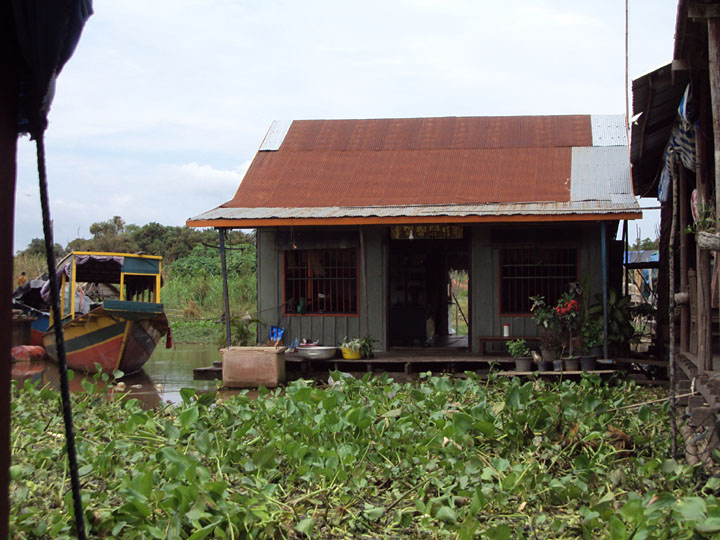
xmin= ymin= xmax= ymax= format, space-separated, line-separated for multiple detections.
xmin=14 ymin=0 xmax=678 ymax=251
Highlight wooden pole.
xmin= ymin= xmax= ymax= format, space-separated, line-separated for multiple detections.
xmin=359 ymin=228 xmax=369 ymax=337
xmin=601 ymin=222 xmax=609 ymax=360
xmin=218 ymin=228 xmax=232 ymax=348
xmin=696 ymin=78 xmax=713 ymax=372
xmin=622 ymin=220 xmax=629 ymax=297
xmin=679 ymin=166 xmax=690 ymax=352
xmin=0 ymin=2 xmax=17 ymax=534
xmin=669 ymin=165 xmax=679 ymax=459
xmin=709 ymin=18 xmax=720 ymax=234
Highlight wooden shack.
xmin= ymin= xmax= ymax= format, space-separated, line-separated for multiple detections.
xmin=188 ymin=115 xmax=640 ymax=354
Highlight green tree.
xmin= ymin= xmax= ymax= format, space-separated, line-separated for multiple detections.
xmin=631 ymin=237 xmax=658 ymax=251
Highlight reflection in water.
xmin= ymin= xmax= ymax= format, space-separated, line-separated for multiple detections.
xmin=144 ymin=343 xmax=222 ymax=404
xmin=14 ymin=344 xmax=227 ymax=409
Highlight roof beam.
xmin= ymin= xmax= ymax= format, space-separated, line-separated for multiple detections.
xmin=187 ymin=212 xmax=643 ymax=229
xmin=689 ymin=2 xmax=720 ymax=19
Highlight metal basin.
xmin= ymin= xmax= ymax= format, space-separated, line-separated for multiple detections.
xmin=296 ymin=346 xmax=337 ymax=360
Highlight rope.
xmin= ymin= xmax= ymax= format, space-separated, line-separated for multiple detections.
xmin=35 ymin=132 xmax=87 ymax=539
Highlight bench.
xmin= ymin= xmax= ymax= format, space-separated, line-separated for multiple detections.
xmin=477 ymin=336 xmax=541 ymax=356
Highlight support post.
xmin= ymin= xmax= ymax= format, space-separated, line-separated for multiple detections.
xmin=218 ymin=228 xmax=232 ymax=348
xmin=679 ymin=166 xmax=690 ymax=352
xmin=696 ymin=77 xmax=713 ymax=372
xmin=669 ymin=166 xmax=679 ymax=458
xmin=601 ymin=221 xmax=609 ymax=360
xmin=359 ymin=228 xmax=369 ymax=337
xmin=709 ymin=18 xmax=720 ymax=234
xmin=0 ymin=2 xmax=17 ymax=534
xmin=623 ymin=220 xmax=629 ymax=297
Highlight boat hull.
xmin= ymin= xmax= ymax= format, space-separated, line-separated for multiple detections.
xmin=44 ymin=303 xmax=168 ymax=375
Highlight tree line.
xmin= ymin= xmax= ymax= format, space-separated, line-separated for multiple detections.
xmin=16 ymin=216 xmax=253 ymax=264
xmin=14 ymin=216 xmax=254 ymax=281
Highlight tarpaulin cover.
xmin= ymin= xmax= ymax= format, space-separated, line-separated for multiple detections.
xmin=12 ymin=0 xmax=93 ymax=135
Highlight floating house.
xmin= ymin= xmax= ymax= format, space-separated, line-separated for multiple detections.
xmin=188 ymin=115 xmax=641 ymax=353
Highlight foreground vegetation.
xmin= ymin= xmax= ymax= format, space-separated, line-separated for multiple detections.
xmin=10 ymin=373 xmax=720 ymax=539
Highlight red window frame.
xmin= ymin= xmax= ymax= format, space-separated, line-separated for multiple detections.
xmin=498 ymin=247 xmax=578 ymax=315
xmin=283 ymin=248 xmax=359 ymax=316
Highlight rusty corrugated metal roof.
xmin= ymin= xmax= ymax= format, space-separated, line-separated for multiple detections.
xmin=188 ymin=114 xmax=639 ymax=226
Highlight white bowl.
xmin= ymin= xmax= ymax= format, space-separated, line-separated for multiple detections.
xmin=296 ymin=346 xmax=337 ymax=360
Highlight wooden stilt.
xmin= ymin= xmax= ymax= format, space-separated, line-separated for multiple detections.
xmin=679 ymin=166 xmax=690 ymax=352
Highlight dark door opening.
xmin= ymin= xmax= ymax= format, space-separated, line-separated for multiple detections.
xmin=388 ymin=233 xmax=470 ymax=348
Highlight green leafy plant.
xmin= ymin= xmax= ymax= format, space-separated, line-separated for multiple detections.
xmin=341 ymin=335 xmax=376 ymax=358
xmin=530 ymin=292 xmax=578 ymax=353
xmin=10 ymin=373 xmax=715 ymax=539
xmin=506 ymin=338 xmax=530 ymax=358
xmin=215 ymin=315 xmax=261 ymax=348
xmin=580 ymin=316 xmax=604 ymax=349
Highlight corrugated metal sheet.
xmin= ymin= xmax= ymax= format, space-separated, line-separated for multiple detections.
xmin=591 ymin=115 xmax=628 ymax=147
xmin=570 ymin=146 xmax=632 ymax=202
xmin=279 ymin=115 xmax=592 ymax=152
xmin=191 ymin=115 xmax=638 ymax=225
xmin=223 ymin=147 xmax=573 ymax=208
xmin=259 ymin=120 xmax=292 ymax=151
xmin=189 ymin=199 xmax=640 ymax=223
xmin=630 ymin=64 xmax=689 ymax=196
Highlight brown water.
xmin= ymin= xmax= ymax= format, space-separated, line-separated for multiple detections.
xmin=16 ymin=343 xmax=228 ymax=409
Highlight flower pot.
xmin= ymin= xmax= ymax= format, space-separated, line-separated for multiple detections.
xmin=552 ymin=360 xmax=563 ymax=372
xmin=514 ymin=357 xmax=532 ymax=372
xmin=340 ymin=346 xmax=362 ymax=360
xmin=589 ymin=345 xmax=603 ymax=359
xmin=536 ymin=360 xmax=552 ymax=372
xmin=580 ymin=356 xmax=597 ymax=371
xmin=563 ymin=357 xmax=579 ymax=371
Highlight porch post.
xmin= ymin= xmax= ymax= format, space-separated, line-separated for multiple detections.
xmin=679 ymin=166 xmax=690 ymax=352
xmin=601 ymin=221 xmax=609 ymax=360
xmin=218 ymin=228 xmax=232 ymax=348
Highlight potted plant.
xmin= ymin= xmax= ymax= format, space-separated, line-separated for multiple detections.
xmin=340 ymin=337 xmax=363 ymax=359
xmin=580 ymin=316 xmax=603 ymax=368
xmin=506 ymin=338 xmax=532 ymax=372
xmin=530 ymin=295 xmax=563 ymax=368
xmin=340 ymin=336 xmax=376 ymax=359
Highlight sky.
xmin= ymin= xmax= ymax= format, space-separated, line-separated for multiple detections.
xmin=13 ymin=0 xmax=678 ymax=252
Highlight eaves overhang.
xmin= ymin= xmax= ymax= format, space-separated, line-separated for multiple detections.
xmin=187 ymin=201 xmax=642 ymax=229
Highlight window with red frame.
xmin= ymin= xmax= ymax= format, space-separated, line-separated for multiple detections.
xmin=500 ymin=248 xmax=577 ymax=314
xmin=283 ymin=249 xmax=358 ymax=315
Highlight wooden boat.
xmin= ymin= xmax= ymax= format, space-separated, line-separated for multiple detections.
xmin=43 ymin=251 xmax=170 ymax=375
xmin=12 ymin=279 xmax=50 ymax=346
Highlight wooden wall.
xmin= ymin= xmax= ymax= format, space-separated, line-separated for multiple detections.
xmin=470 ymin=222 xmax=606 ymax=353
xmin=256 ymin=222 xmax=611 ymax=353
xmin=256 ymin=226 xmax=386 ymax=349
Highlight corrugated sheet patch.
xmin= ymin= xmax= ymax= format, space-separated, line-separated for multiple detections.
xmin=570 ymin=146 xmax=632 ymax=202
xmin=591 ymin=115 xmax=627 ymax=147
xmin=259 ymin=120 xmax=293 ymax=151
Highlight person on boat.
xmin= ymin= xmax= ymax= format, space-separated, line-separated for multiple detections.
xmin=16 ymin=272 xmax=26 ymax=287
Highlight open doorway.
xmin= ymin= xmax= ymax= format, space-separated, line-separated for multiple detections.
xmin=388 ymin=227 xmax=470 ymax=348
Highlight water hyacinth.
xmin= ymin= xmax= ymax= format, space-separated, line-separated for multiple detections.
xmin=10 ymin=373 xmax=720 ymax=539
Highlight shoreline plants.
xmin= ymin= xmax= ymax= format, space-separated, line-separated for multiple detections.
xmin=10 ymin=373 xmax=720 ymax=539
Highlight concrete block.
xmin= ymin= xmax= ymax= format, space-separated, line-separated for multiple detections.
xmin=221 ymin=346 xmax=286 ymax=388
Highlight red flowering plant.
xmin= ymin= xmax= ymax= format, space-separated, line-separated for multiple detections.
xmin=530 ymin=291 xmax=580 ymax=358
